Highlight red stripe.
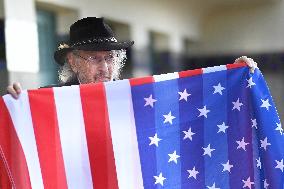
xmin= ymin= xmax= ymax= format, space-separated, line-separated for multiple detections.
xmin=0 ymin=157 xmax=11 ymax=189
xmin=226 ymin=62 xmax=247 ymax=69
xmin=128 ymin=63 xmax=245 ymax=87
xmin=80 ymin=83 xmax=119 ymax=189
xmin=0 ymin=98 xmax=31 ymax=189
xmin=130 ymin=76 xmax=154 ymax=86
xmin=28 ymin=89 xmax=68 ymax=189
xmin=179 ymin=68 xmax=203 ymax=78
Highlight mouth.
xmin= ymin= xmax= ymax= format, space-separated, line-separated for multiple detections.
xmin=95 ymin=76 xmax=111 ymax=82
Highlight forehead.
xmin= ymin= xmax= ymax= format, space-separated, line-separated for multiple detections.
xmin=77 ymin=50 xmax=113 ymax=56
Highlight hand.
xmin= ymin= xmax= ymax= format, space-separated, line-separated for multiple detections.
xmin=234 ymin=56 xmax=258 ymax=73
xmin=6 ymin=82 xmax=22 ymax=99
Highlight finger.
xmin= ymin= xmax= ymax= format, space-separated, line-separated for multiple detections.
xmin=13 ymin=82 xmax=22 ymax=94
xmin=235 ymin=56 xmax=247 ymax=63
xmin=6 ymin=86 xmax=19 ymax=99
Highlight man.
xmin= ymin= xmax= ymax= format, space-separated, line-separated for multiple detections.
xmin=6 ymin=17 xmax=257 ymax=98
xmin=7 ymin=17 xmax=134 ymax=98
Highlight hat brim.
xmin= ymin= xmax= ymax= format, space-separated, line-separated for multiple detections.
xmin=54 ymin=41 xmax=134 ymax=65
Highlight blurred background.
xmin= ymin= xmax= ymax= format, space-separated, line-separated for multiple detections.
xmin=0 ymin=0 xmax=283 ymax=120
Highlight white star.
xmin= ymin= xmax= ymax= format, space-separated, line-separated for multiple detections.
xmin=260 ymin=137 xmax=271 ymax=151
xmin=183 ymin=127 xmax=195 ymax=141
xmin=144 ymin=94 xmax=157 ymax=108
xmin=213 ymin=83 xmax=225 ymax=95
xmin=163 ymin=111 xmax=176 ymax=125
xmin=263 ymin=179 xmax=269 ymax=189
xmin=275 ymin=159 xmax=284 ymax=172
xmin=222 ymin=160 xmax=233 ymax=173
xmin=236 ymin=137 xmax=249 ymax=151
xmin=275 ymin=122 xmax=283 ymax=135
xmin=217 ymin=122 xmax=229 ymax=133
xmin=154 ymin=172 xmax=166 ymax=186
xmin=168 ymin=151 xmax=180 ymax=164
xmin=256 ymin=157 xmax=261 ymax=169
xmin=207 ymin=182 xmax=220 ymax=189
xmin=261 ymin=99 xmax=271 ymax=111
xmin=251 ymin=119 xmax=257 ymax=129
xmin=246 ymin=77 xmax=256 ymax=88
xmin=178 ymin=88 xmax=191 ymax=101
xmin=198 ymin=106 xmax=210 ymax=118
xmin=187 ymin=166 xmax=199 ymax=179
xmin=203 ymin=144 xmax=215 ymax=157
xmin=242 ymin=176 xmax=254 ymax=189
xmin=232 ymin=98 xmax=243 ymax=111
xmin=149 ymin=133 xmax=162 ymax=147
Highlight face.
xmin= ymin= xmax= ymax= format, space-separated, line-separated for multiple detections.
xmin=67 ymin=50 xmax=115 ymax=84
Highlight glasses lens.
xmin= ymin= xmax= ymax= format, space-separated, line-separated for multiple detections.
xmin=73 ymin=51 xmax=116 ymax=63
xmin=105 ymin=54 xmax=114 ymax=62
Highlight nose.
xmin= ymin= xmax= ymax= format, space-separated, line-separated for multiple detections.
xmin=97 ymin=59 xmax=109 ymax=72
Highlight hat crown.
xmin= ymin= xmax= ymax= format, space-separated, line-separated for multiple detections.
xmin=69 ymin=17 xmax=115 ymax=44
xmin=54 ymin=17 xmax=134 ymax=65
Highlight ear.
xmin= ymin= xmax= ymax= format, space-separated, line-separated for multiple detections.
xmin=66 ymin=52 xmax=78 ymax=73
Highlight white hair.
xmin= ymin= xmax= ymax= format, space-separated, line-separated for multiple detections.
xmin=58 ymin=49 xmax=127 ymax=84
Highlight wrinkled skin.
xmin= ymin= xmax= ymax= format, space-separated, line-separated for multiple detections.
xmin=67 ymin=50 xmax=115 ymax=84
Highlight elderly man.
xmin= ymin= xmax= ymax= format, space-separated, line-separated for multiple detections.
xmin=7 ymin=17 xmax=133 ymax=98
xmin=7 ymin=17 xmax=257 ymax=98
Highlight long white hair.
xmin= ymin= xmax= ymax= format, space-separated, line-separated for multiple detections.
xmin=58 ymin=49 xmax=127 ymax=84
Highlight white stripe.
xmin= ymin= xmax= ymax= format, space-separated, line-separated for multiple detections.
xmin=53 ymin=86 xmax=93 ymax=189
xmin=153 ymin=72 xmax=179 ymax=82
xmin=3 ymin=91 xmax=44 ymax=189
xmin=105 ymin=80 xmax=144 ymax=189
xmin=202 ymin=65 xmax=227 ymax=73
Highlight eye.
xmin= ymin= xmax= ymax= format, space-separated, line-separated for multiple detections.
xmin=105 ymin=54 xmax=114 ymax=61
xmin=88 ymin=56 xmax=98 ymax=61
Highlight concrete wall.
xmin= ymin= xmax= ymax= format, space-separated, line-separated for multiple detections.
xmin=0 ymin=0 xmax=3 ymax=19
xmin=37 ymin=0 xmax=206 ymax=40
xmin=189 ymin=1 xmax=284 ymax=56
xmin=35 ymin=0 xmax=207 ymax=64
xmin=4 ymin=0 xmax=39 ymax=73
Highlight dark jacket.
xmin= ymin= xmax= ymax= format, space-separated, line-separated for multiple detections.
xmin=40 ymin=79 xmax=80 ymax=88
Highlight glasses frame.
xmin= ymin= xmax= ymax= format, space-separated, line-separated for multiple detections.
xmin=72 ymin=51 xmax=117 ymax=64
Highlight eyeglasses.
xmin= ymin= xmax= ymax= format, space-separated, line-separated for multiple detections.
xmin=73 ymin=52 xmax=116 ymax=63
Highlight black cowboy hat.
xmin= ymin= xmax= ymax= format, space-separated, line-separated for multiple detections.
xmin=54 ymin=17 xmax=134 ymax=65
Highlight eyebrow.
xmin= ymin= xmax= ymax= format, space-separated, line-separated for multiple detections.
xmin=84 ymin=52 xmax=113 ymax=56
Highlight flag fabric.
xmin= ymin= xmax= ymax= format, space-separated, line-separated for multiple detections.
xmin=0 ymin=62 xmax=283 ymax=189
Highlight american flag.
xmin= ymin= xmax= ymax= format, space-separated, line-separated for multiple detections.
xmin=0 ymin=62 xmax=283 ymax=189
